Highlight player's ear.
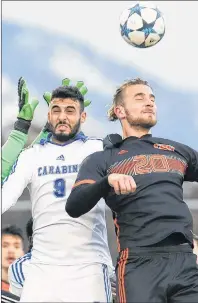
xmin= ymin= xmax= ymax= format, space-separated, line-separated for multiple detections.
xmin=114 ymin=105 xmax=126 ymax=120
xmin=80 ymin=111 xmax=87 ymax=124
xmin=47 ymin=111 xmax=50 ymax=122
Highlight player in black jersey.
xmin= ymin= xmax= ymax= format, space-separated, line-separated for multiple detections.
xmin=66 ymin=78 xmax=198 ymax=303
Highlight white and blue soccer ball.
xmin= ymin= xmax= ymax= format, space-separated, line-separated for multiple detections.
xmin=119 ymin=2 xmax=165 ymax=48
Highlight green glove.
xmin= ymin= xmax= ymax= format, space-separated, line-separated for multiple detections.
xmin=43 ymin=78 xmax=91 ymax=107
xmin=14 ymin=77 xmax=39 ymax=134
xmin=17 ymin=77 xmax=39 ymax=121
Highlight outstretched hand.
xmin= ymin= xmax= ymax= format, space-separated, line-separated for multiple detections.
xmin=17 ymin=77 xmax=39 ymax=121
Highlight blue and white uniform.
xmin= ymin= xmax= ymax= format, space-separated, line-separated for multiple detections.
xmin=2 ymin=133 xmax=114 ymax=302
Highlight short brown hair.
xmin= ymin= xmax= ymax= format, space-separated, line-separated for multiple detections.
xmin=107 ymin=78 xmax=151 ymax=121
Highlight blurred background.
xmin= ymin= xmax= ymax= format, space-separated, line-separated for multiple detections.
xmin=2 ymin=1 xmax=198 ymax=263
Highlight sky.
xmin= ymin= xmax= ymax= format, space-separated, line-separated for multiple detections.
xmin=2 ymin=1 xmax=198 ymax=150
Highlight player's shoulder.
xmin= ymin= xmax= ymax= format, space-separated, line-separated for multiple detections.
xmin=151 ymin=136 xmax=197 ymax=159
xmin=83 ymin=133 xmax=103 ymax=141
xmin=18 ymin=144 xmax=36 ymax=159
xmin=84 ymin=136 xmax=103 ymax=143
xmin=152 ymin=136 xmax=195 ymax=150
xmin=20 ymin=142 xmax=44 ymax=161
xmin=23 ymin=136 xmax=51 ymax=153
xmin=83 ymin=136 xmax=103 ymax=150
xmin=85 ymin=133 xmax=122 ymax=158
xmin=82 ymin=146 xmax=112 ymax=166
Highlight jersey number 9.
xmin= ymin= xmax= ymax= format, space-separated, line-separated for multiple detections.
xmin=54 ymin=178 xmax=66 ymax=198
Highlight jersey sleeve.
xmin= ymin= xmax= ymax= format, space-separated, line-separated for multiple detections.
xmin=184 ymin=147 xmax=198 ymax=182
xmin=2 ymin=148 xmax=34 ymax=213
xmin=66 ymin=151 xmax=110 ymax=218
xmin=1 ymin=128 xmax=49 ymax=182
xmin=74 ymin=151 xmax=107 ymax=186
xmin=1 ymin=130 xmax=28 ymax=182
xmin=8 ymin=266 xmax=23 ymax=298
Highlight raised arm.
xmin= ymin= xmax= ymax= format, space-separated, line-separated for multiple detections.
xmin=2 ymin=148 xmax=34 ymax=214
xmin=2 ymin=77 xmax=39 ymax=182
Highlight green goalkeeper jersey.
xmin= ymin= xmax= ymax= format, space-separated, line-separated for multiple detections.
xmin=2 ymin=129 xmax=49 ymax=182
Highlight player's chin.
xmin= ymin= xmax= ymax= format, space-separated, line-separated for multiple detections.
xmin=141 ymin=118 xmax=157 ymax=128
xmin=53 ymin=131 xmax=71 ymax=142
xmin=55 ymin=130 xmax=70 ymax=136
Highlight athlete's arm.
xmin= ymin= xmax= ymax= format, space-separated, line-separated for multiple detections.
xmin=2 ymin=148 xmax=34 ymax=213
xmin=66 ymin=152 xmax=136 ymax=217
xmin=184 ymin=147 xmax=198 ymax=182
xmin=66 ymin=152 xmax=110 ymax=217
xmin=2 ymin=77 xmax=39 ymax=182
xmin=2 ymin=130 xmax=28 ymax=182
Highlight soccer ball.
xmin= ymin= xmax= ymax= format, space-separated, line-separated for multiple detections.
xmin=119 ymin=2 xmax=165 ymax=48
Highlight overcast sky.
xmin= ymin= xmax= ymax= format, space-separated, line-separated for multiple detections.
xmin=2 ymin=1 xmax=198 ymax=147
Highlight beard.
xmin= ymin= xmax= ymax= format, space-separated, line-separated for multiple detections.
xmin=48 ymin=120 xmax=81 ymax=142
xmin=125 ymin=109 xmax=157 ymax=130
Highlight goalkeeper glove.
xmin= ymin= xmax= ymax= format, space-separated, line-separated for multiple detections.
xmin=43 ymin=78 xmax=91 ymax=107
xmin=14 ymin=77 xmax=39 ymax=134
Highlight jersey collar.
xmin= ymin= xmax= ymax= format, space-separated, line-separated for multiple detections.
xmin=124 ymin=134 xmax=152 ymax=141
xmin=106 ymin=133 xmax=152 ymax=147
xmin=39 ymin=132 xmax=88 ymax=146
xmin=121 ymin=134 xmax=152 ymax=145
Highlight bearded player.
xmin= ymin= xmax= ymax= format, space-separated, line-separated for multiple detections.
xmin=66 ymin=78 xmax=198 ymax=303
xmin=2 ymin=78 xmax=114 ymax=302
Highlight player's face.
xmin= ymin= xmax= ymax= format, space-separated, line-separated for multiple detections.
xmin=116 ymin=84 xmax=157 ymax=129
xmin=48 ymin=98 xmax=86 ymax=142
xmin=1 ymin=235 xmax=24 ymax=269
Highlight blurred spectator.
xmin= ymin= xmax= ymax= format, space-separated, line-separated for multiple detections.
xmin=8 ymin=218 xmax=33 ymax=297
xmin=1 ymin=225 xmax=24 ymax=292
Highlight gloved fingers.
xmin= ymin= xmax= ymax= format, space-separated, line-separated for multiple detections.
xmin=75 ymin=81 xmax=84 ymax=89
xmin=43 ymin=92 xmax=51 ymax=106
xmin=30 ymin=98 xmax=39 ymax=111
xmin=62 ymin=78 xmax=70 ymax=86
xmin=79 ymin=86 xmax=88 ymax=96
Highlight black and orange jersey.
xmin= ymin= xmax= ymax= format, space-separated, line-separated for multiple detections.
xmin=66 ymin=134 xmax=198 ymax=251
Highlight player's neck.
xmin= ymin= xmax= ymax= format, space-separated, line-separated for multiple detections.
xmin=1 ymin=268 xmax=8 ymax=283
xmin=122 ymin=125 xmax=151 ymax=139
xmin=51 ymin=137 xmax=68 ymax=145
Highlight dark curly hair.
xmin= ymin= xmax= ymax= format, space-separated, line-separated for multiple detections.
xmin=51 ymin=86 xmax=84 ymax=112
